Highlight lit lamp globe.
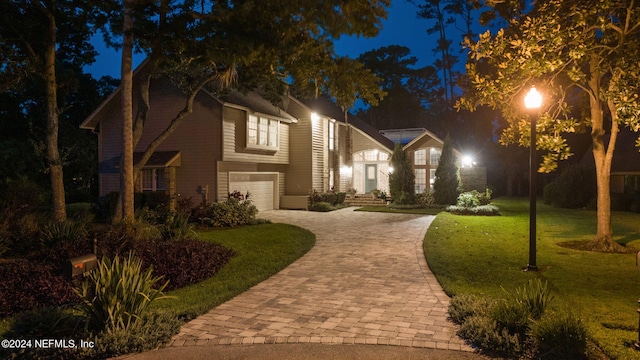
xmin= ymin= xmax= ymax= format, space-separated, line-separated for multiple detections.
xmin=525 ymin=87 xmax=542 ymax=110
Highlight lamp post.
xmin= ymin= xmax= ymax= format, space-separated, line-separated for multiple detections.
xmin=524 ymin=86 xmax=542 ymax=271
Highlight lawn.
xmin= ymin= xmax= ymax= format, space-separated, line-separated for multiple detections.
xmin=424 ymin=197 xmax=640 ymax=359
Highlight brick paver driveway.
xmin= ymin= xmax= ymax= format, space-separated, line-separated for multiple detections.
xmin=169 ymin=207 xmax=472 ymax=352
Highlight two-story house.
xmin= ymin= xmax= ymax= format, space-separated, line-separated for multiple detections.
xmin=81 ymin=70 xmax=394 ymax=211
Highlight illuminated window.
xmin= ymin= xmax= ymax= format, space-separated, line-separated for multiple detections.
xmin=415 ymin=169 xmax=426 ymax=193
xmin=328 ymin=122 xmax=335 ymax=150
xmin=414 ymin=149 xmax=426 ymax=165
xmin=430 ymin=148 xmax=441 ymax=165
xmin=247 ymin=114 xmax=279 ymax=150
xmin=430 ymin=169 xmax=436 ymax=189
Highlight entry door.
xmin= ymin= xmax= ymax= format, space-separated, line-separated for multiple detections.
xmin=365 ymin=164 xmax=378 ymax=193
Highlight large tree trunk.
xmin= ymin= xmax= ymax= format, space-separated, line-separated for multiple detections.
xmin=116 ymin=0 xmax=135 ymax=223
xmin=583 ymin=59 xmax=625 ymax=252
xmin=43 ymin=6 xmax=66 ymax=222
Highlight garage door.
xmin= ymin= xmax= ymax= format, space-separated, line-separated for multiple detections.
xmin=228 ymin=173 xmax=278 ymax=211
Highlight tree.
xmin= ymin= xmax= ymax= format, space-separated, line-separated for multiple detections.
xmin=417 ymin=0 xmax=457 ymax=103
xmin=104 ymin=0 xmax=389 ymax=222
xmin=356 ymin=45 xmax=440 ymax=130
xmin=389 ymin=143 xmax=415 ymax=204
xmin=0 ymin=1 xmax=98 ymax=222
xmin=433 ymin=135 xmax=460 ymax=204
xmin=458 ymin=0 xmax=640 ymax=252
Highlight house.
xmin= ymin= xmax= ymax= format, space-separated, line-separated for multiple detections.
xmin=283 ymin=95 xmax=395 ymax=196
xmin=380 ymin=128 xmax=487 ymax=193
xmin=81 ymin=72 xmax=395 ymax=211
xmin=580 ymin=129 xmax=640 ymax=194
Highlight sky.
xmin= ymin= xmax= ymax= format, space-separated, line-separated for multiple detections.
xmin=84 ymin=1 xmax=444 ymax=79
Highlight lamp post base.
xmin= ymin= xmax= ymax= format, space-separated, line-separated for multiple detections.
xmin=523 ymin=265 xmax=538 ymax=272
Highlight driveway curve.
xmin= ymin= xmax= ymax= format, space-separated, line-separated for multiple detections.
xmin=164 ymin=207 xmax=473 ymax=352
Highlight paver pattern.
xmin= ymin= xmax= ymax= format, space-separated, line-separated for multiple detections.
xmin=169 ymin=208 xmax=472 ymax=351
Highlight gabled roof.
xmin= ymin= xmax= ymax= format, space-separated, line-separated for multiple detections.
xmin=80 ymin=59 xmax=296 ymax=130
xmin=220 ymin=90 xmax=297 ymax=123
xmin=402 ymin=127 xmax=447 ymax=150
xmin=292 ymin=95 xmax=395 ymax=150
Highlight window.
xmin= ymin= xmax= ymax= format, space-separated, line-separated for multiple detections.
xmin=414 ymin=149 xmax=426 ymax=165
xmin=430 ymin=148 xmax=441 ymax=165
xmin=328 ymin=122 xmax=335 ymax=150
xmin=142 ymin=168 xmax=165 ymax=191
xmin=247 ymin=114 xmax=279 ymax=150
xmin=415 ymin=169 xmax=426 ymax=194
xmin=430 ymin=169 xmax=436 ymax=189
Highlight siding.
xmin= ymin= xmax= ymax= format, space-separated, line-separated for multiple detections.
xmin=311 ymin=116 xmax=326 ymax=191
xmin=284 ymin=101 xmax=313 ymax=195
xmin=97 ymin=77 xmax=223 ymax=202
xmin=352 ymin=127 xmax=389 ymax=154
xmin=222 ymin=107 xmax=290 ymax=164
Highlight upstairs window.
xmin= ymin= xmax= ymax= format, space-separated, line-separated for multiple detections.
xmin=414 ymin=149 xmax=427 ymax=165
xmin=430 ymin=148 xmax=441 ymax=166
xmin=247 ymin=114 xmax=279 ymax=150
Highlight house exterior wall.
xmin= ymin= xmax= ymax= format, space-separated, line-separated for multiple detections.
xmin=221 ymin=106 xmax=290 ymax=164
xmin=283 ymin=101 xmax=314 ymax=195
xmin=97 ymin=78 xmax=223 ymax=203
xmin=405 ymin=134 xmax=445 ymax=193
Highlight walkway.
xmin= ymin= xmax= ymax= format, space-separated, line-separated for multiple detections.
xmin=163 ymin=208 xmax=473 ymax=352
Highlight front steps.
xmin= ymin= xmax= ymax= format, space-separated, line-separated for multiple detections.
xmin=344 ymin=194 xmax=387 ymax=207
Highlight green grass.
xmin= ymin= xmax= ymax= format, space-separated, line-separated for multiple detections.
xmin=355 ymin=205 xmax=443 ymax=215
xmin=424 ymin=197 xmax=640 ymax=359
xmin=153 ymin=223 xmax=315 ymax=319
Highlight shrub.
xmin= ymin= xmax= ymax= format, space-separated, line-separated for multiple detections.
xmin=131 ymin=239 xmax=236 ymax=291
xmin=74 ymin=253 xmax=172 ymax=331
xmin=448 ymin=294 xmax=493 ymax=324
xmin=309 ymin=201 xmax=333 ymax=212
xmin=104 ymin=220 xmax=162 ymax=246
xmin=446 ymin=204 xmax=500 ymax=216
xmin=336 ymin=192 xmax=347 ymax=204
xmin=40 ymin=220 xmax=88 ymax=248
xmin=457 ymin=315 xmax=523 ymax=356
xmin=202 ymin=198 xmax=257 ymax=227
xmin=159 ymin=212 xmax=197 ymax=241
xmin=457 ymin=192 xmax=480 ymax=208
xmin=543 ymin=165 xmax=596 ymax=208
xmin=509 ymin=278 xmax=554 ymax=320
xmin=433 ymin=135 xmax=461 ymax=205
xmin=453 ymin=280 xmax=555 ymax=358
xmin=395 ymin=190 xmax=416 ymax=205
xmin=416 ymin=190 xmax=436 ymax=206
xmin=389 ymin=143 xmax=415 ymax=201
xmin=0 ymin=307 xmax=86 ymax=360
xmin=0 ymin=260 xmax=78 ymax=317
xmin=91 ymin=310 xmax=182 ymax=358
xmin=531 ymin=310 xmax=588 ymax=359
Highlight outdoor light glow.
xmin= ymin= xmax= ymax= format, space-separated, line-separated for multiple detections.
xmin=340 ymin=166 xmax=352 ymax=175
xmin=311 ymin=112 xmax=320 ymax=122
xmin=462 ymin=155 xmax=475 ymax=168
xmin=388 ymin=166 xmax=394 ymax=174
xmin=524 ymin=86 xmax=543 ymax=109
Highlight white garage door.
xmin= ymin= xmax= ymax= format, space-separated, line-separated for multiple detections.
xmin=228 ymin=173 xmax=277 ymax=211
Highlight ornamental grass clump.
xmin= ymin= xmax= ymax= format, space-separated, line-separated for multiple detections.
xmin=451 ymin=279 xmax=565 ymax=358
xmin=74 ymin=253 xmax=172 ymax=331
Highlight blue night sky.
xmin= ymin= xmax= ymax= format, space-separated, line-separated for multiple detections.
xmin=84 ymin=1 xmax=447 ymax=79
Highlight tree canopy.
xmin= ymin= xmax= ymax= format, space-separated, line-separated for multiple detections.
xmin=458 ymin=0 xmax=640 ymax=251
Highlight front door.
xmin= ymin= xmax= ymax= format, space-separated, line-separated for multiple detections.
xmin=365 ymin=164 xmax=377 ymax=193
